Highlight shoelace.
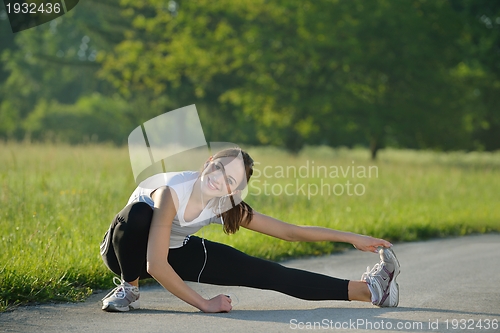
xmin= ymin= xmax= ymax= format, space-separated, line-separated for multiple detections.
xmin=361 ymin=262 xmax=383 ymax=281
xmin=102 ymin=276 xmax=128 ymax=301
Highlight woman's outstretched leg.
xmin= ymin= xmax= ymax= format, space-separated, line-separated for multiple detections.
xmin=169 ymin=237 xmax=398 ymax=305
xmin=168 ymin=236 xmax=352 ymax=301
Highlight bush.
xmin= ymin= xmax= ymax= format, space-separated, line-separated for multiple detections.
xmin=22 ymin=93 xmax=136 ymax=144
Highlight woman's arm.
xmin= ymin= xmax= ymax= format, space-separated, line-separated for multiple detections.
xmin=242 ymin=211 xmax=392 ymax=253
xmin=147 ymin=186 xmax=232 ymax=313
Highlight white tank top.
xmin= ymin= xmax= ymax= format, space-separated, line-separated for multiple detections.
xmin=126 ymin=171 xmax=222 ymax=248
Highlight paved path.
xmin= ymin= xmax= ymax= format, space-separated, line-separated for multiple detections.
xmin=1 ymin=234 xmax=499 ymax=333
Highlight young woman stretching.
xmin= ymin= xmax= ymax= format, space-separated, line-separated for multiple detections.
xmin=100 ymin=148 xmax=400 ymax=312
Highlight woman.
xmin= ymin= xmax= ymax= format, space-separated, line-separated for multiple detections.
xmin=100 ymin=148 xmax=400 ymax=313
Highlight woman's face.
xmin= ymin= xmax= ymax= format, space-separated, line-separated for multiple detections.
xmin=200 ymin=156 xmax=246 ymax=198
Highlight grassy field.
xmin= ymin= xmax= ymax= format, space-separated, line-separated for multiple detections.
xmin=1 ymin=142 xmax=499 ymax=310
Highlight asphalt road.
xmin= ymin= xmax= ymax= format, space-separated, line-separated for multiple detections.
xmin=1 ymin=234 xmax=499 ymax=333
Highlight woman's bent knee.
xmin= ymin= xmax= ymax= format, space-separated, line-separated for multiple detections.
xmin=116 ymin=202 xmax=153 ymax=231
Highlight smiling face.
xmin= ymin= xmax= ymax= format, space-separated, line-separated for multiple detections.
xmin=200 ymin=156 xmax=246 ymax=198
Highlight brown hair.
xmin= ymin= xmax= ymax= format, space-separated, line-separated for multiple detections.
xmin=204 ymin=148 xmax=254 ymax=234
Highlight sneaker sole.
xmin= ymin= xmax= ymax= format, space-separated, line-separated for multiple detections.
xmin=389 ymin=279 xmax=399 ymax=307
xmin=380 ymin=280 xmax=399 ymax=307
xmin=102 ymin=300 xmax=140 ymax=312
xmin=384 ymin=248 xmax=400 ymax=307
xmin=383 ymin=248 xmax=401 ymax=280
xmin=393 ymin=282 xmax=399 ymax=307
xmin=130 ymin=300 xmax=140 ymax=310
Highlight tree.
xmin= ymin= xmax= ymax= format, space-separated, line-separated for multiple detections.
xmin=0 ymin=0 xmax=132 ymax=141
xmin=2 ymin=0 xmax=497 ymax=157
xmin=450 ymin=0 xmax=500 ymax=151
xmin=101 ymin=0 xmax=472 ymax=158
xmin=0 ymin=6 xmax=20 ymax=138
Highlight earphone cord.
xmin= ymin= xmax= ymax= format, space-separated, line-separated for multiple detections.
xmin=198 ymin=184 xmax=208 ymax=287
xmin=198 ymin=235 xmax=207 ymax=284
xmin=197 ymin=197 xmax=223 ymax=285
xmin=196 ymin=177 xmax=238 ymax=304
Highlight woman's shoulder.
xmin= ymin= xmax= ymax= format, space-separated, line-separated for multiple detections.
xmin=136 ymin=171 xmax=197 ymax=189
xmin=167 ymin=171 xmax=198 ymax=186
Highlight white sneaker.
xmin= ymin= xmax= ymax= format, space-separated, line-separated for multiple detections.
xmin=361 ymin=247 xmax=400 ymax=307
xmin=102 ymin=277 xmax=140 ymax=312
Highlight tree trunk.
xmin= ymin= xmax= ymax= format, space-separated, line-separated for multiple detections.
xmin=370 ymin=137 xmax=379 ymax=160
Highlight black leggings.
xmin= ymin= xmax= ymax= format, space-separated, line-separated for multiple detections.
xmin=100 ymin=202 xmax=350 ymax=301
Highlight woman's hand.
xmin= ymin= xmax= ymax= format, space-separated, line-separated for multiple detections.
xmin=202 ymin=294 xmax=232 ymax=313
xmin=351 ymin=234 xmax=393 ymax=253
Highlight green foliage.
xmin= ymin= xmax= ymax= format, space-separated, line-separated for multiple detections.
xmin=450 ymin=0 xmax=500 ymax=151
xmin=1 ymin=0 xmax=500 ymax=155
xmin=97 ymin=0 xmax=489 ymax=153
xmin=23 ymin=93 xmax=135 ymax=144
xmin=0 ymin=100 xmax=19 ymax=137
xmin=0 ymin=0 xmax=126 ymax=139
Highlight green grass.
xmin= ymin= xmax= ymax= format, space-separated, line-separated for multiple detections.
xmin=1 ymin=142 xmax=499 ymax=311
